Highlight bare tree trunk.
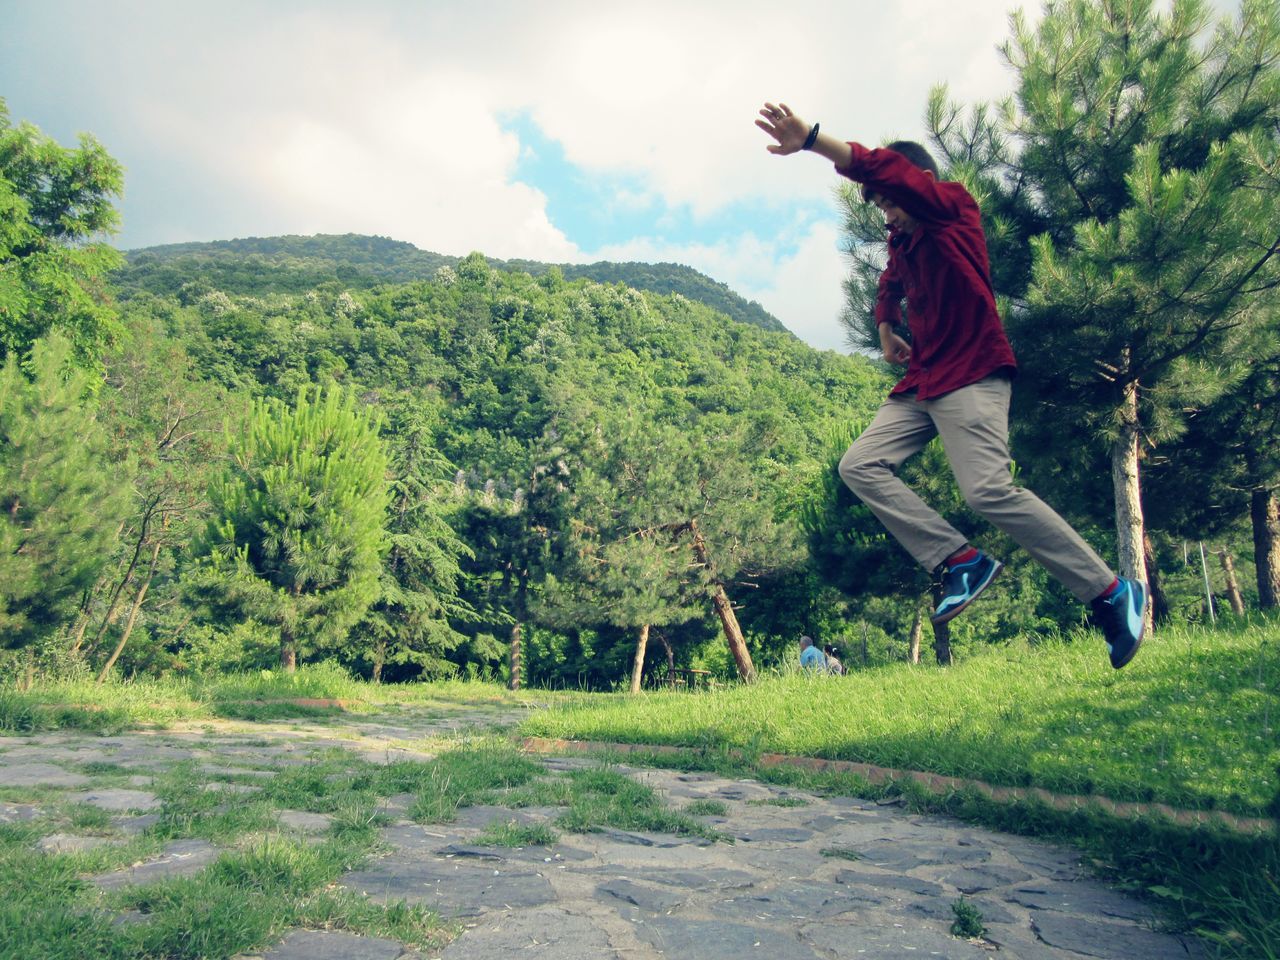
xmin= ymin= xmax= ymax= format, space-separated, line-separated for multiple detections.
xmin=629 ymin=624 xmax=649 ymax=695
xmin=88 ymin=507 xmax=158 ymax=655
xmin=508 ymin=622 xmax=522 ymax=691
xmin=68 ymin=594 xmax=95 ymax=659
xmin=1252 ymin=488 xmax=1280 ymax=609
xmin=1217 ymin=547 xmax=1246 ymax=616
xmin=929 ymin=584 xmax=953 ymax=666
xmin=688 ymin=520 xmax=756 ymax=682
xmin=908 ymin=603 xmax=923 ymax=665
xmin=1112 ymin=377 xmax=1153 ymax=634
xmin=654 ymin=630 xmax=676 ymax=687
xmin=371 ymin=640 xmax=385 ymax=683
xmin=96 ymin=542 xmax=161 ymax=683
xmin=70 ymin=519 xmax=127 ymax=659
xmin=280 ymin=640 xmax=297 ymax=672
xmin=1144 ymin=533 xmax=1170 ymax=624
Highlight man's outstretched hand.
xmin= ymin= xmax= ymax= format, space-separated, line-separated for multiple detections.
xmin=756 ymin=102 xmax=810 ymax=155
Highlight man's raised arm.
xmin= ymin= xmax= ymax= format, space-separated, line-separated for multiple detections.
xmin=755 ymin=102 xmax=852 ymax=167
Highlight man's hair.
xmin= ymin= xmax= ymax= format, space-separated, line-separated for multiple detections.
xmin=885 ymin=140 xmax=939 ymax=177
xmin=864 ymin=140 xmax=941 ymax=203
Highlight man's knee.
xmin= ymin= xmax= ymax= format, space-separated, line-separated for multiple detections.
xmin=961 ymin=476 xmax=1017 ymax=515
xmin=838 ymin=445 xmax=882 ymax=494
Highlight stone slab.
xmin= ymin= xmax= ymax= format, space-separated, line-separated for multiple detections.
xmin=634 ymin=917 xmax=824 ymax=959
xmin=802 ymin=920 xmax=993 ymax=959
xmin=93 ymin=839 xmax=219 ymax=889
xmin=244 ymin=928 xmax=409 ymax=960
xmin=439 ymin=906 xmax=619 ymax=959
xmin=37 ymin=832 xmax=123 ymax=854
xmin=0 ymin=802 xmax=42 ymax=822
xmin=277 ymin=810 xmax=333 ymax=833
xmin=2 ymin=763 xmax=90 ymax=788
xmin=1031 ymin=911 xmax=1209 ymax=959
xmin=341 ymin=857 xmax=556 ymax=917
xmin=597 ymin=878 xmax=687 ymax=914
xmin=71 ymin=788 xmax=161 ymax=812
xmin=1008 ymin=880 xmax=1158 ymax=923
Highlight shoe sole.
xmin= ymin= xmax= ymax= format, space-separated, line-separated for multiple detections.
xmin=1110 ymin=599 xmax=1148 ymax=670
xmin=930 ymin=561 xmax=1003 ymax=625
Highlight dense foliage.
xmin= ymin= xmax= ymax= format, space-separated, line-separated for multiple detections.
xmin=837 ymin=0 xmax=1280 ymax=630
xmin=3 ymin=0 xmax=1277 ymax=689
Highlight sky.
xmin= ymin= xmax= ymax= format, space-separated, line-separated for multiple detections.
xmin=0 ymin=0 xmax=1241 ymax=352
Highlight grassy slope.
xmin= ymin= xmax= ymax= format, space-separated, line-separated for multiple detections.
xmin=521 ymin=620 xmax=1280 ymax=818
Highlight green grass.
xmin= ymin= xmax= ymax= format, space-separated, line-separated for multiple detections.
xmin=0 ymin=666 xmax=586 ymax=736
xmin=819 ymin=846 xmax=862 ymax=861
xmin=683 ymin=798 xmax=728 ymax=817
xmin=0 ymin=742 xmax=456 ymax=960
xmin=475 ymin=820 xmax=559 ymax=846
xmin=950 ymin=897 xmax=987 ymax=938
xmin=521 ymin=620 xmax=1280 ymax=817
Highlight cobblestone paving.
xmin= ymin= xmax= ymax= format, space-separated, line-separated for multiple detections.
xmin=0 ymin=706 xmax=1209 ymax=960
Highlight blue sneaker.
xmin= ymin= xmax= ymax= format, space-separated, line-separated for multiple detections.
xmin=931 ymin=550 xmax=1003 ymax=624
xmin=1091 ymin=577 xmax=1147 ymax=669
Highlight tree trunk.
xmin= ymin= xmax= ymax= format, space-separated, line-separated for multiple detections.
xmin=929 ymin=584 xmax=953 ymax=666
xmin=629 ymin=623 xmax=649 ymax=695
xmin=1111 ymin=377 xmax=1152 ymax=634
xmin=1252 ymin=488 xmax=1280 ymax=609
xmin=688 ymin=520 xmax=756 ymax=682
xmin=509 ymin=622 xmax=523 ymax=691
xmin=96 ymin=542 xmax=161 ymax=683
xmin=1217 ymin=547 xmax=1246 ymax=616
xmin=371 ymin=641 xmax=385 ymax=684
xmin=69 ymin=519 xmax=126 ymax=657
xmin=88 ymin=507 xmax=158 ymax=656
xmin=1144 ymin=533 xmax=1170 ymax=624
xmin=280 ymin=626 xmax=297 ymax=672
xmin=654 ymin=630 xmax=676 ymax=687
xmin=908 ymin=603 xmax=923 ymax=665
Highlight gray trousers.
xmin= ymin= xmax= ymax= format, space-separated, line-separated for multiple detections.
xmin=838 ymin=376 xmax=1113 ymax=602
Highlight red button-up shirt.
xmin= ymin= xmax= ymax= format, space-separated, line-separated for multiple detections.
xmin=836 ymin=143 xmax=1017 ymax=400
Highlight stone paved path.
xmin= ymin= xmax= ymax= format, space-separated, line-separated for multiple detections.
xmin=0 ymin=704 xmax=1209 ymax=960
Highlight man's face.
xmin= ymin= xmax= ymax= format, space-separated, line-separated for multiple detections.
xmin=871 ymin=194 xmax=919 ymax=234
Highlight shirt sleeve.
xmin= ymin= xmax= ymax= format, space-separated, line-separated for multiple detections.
xmin=836 ymin=142 xmax=965 ymax=224
xmin=875 ymin=250 xmax=904 ymax=327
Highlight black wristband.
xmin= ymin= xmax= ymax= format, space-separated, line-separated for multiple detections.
xmin=802 ymin=122 xmax=820 ymax=150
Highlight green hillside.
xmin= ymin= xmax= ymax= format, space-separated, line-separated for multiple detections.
xmin=119 ymin=233 xmax=788 ymax=334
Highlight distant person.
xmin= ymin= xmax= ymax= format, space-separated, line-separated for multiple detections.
xmin=755 ymin=101 xmax=1147 ymax=670
xmin=824 ymin=645 xmax=846 ymax=676
xmin=799 ymin=635 xmax=826 ymax=671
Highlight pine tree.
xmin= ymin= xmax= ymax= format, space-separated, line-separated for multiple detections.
xmin=0 ymin=335 xmax=128 ymax=650
xmin=356 ymin=403 xmax=477 ymax=680
xmin=190 ymin=385 xmax=389 ymax=670
xmin=839 ymin=0 xmax=1280 ymax=615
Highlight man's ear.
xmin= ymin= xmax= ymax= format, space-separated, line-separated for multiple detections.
xmin=924 ymin=170 xmax=936 ymax=180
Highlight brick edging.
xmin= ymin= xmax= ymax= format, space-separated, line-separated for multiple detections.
xmin=520 ymin=736 xmax=1277 ymax=837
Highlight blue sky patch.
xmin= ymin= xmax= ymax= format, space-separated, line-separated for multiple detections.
xmin=503 ymin=111 xmax=833 ymax=259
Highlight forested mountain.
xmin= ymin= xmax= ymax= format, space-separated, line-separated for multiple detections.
xmin=37 ymin=240 xmax=906 ymax=689
xmin=120 ymin=234 xmax=787 ymax=334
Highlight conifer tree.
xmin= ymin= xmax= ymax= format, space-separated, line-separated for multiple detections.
xmin=191 ymin=385 xmax=389 ymax=670
xmin=838 ymin=0 xmax=1280 ymax=604
xmin=356 ymin=403 xmax=477 ymax=680
xmin=0 ymin=335 xmax=128 ymax=650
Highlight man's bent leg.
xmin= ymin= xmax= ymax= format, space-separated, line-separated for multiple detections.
xmin=839 ymin=396 xmax=968 ymax=572
xmin=929 ymin=378 xmax=1114 ymax=602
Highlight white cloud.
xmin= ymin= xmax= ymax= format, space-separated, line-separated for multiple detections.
xmin=588 ymin=217 xmax=849 ymax=352
xmin=6 ymin=0 xmax=1063 ymax=347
